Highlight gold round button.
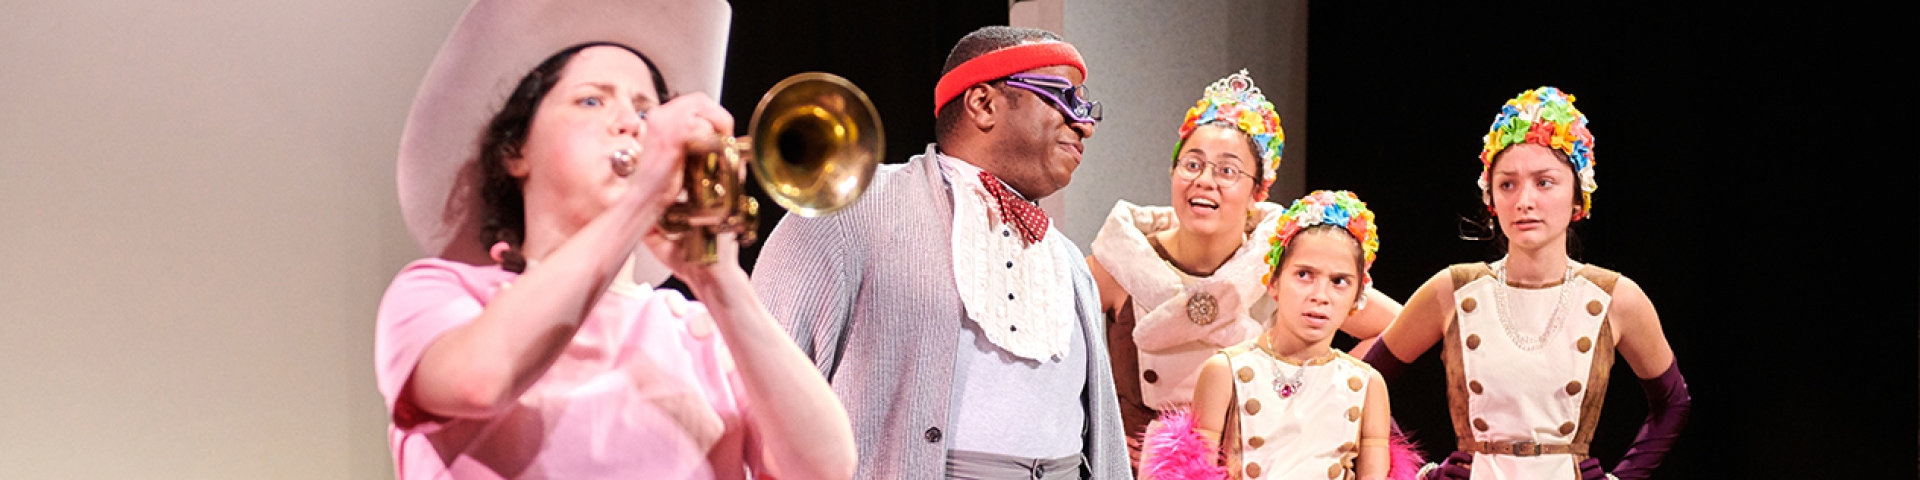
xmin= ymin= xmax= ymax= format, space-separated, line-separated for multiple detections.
xmin=1587 ymin=300 xmax=1604 ymax=316
xmin=1238 ymin=366 xmax=1256 ymax=383
xmin=1470 ymin=380 xmax=1484 ymax=394
xmin=1472 ymin=418 xmax=1489 ymax=431
xmin=1577 ymin=336 xmax=1593 ymax=353
xmin=1346 ymin=406 xmax=1361 ymax=421
xmin=1559 ymin=421 xmax=1577 ymax=435
xmin=1248 ymin=436 xmax=1265 ymax=448
xmin=1566 ymin=380 xmax=1583 ymax=395
xmin=1327 ymin=462 xmax=1343 ymax=479
xmin=1465 ymin=334 xmax=1482 ymax=350
xmin=1246 ymin=462 xmax=1262 ymax=478
xmin=1244 ymin=398 xmax=1262 ymax=415
xmin=1461 ymin=297 xmax=1478 ymax=313
xmin=1348 ymin=376 xmax=1365 ymax=391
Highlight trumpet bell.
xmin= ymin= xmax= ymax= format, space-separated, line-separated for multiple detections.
xmin=748 ymin=72 xmax=883 ymax=218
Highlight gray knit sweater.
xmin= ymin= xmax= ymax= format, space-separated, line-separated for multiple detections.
xmin=751 ymin=150 xmax=1131 ymax=479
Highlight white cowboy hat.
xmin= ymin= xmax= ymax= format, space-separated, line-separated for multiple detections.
xmin=396 ymin=0 xmax=731 ymax=282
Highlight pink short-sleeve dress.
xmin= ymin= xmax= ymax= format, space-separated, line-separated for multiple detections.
xmin=374 ymin=258 xmax=760 ymax=479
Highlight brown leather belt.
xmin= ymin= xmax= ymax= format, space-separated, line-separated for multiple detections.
xmin=1459 ymin=440 xmax=1589 ymax=457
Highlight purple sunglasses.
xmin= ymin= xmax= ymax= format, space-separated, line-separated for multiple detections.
xmin=1004 ymin=73 xmax=1103 ymax=124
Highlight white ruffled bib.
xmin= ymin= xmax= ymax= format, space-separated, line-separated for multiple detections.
xmin=938 ymin=151 xmax=1075 ymax=362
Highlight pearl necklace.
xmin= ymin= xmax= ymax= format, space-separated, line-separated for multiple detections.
xmin=1491 ymin=260 xmax=1576 ymax=351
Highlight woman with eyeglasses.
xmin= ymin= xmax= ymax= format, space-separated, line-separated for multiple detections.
xmin=1085 ymin=70 xmax=1403 ymax=472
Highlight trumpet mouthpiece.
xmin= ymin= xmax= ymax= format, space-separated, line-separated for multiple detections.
xmin=609 ymin=148 xmax=638 ymax=177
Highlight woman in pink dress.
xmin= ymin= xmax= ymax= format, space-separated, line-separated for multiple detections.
xmin=373 ymin=1 xmax=855 ymax=478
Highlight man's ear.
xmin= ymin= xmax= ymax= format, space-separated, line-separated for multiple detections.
xmin=963 ymin=83 xmax=998 ymax=131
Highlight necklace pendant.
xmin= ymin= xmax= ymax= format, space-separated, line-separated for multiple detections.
xmin=1274 ymin=378 xmax=1301 ymax=398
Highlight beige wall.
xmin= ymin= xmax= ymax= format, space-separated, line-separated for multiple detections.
xmin=0 ymin=0 xmax=469 ymax=477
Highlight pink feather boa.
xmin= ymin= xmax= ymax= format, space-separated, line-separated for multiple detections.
xmin=1141 ymin=408 xmax=1228 ymax=480
xmin=1386 ymin=430 xmax=1425 ymax=480
xmin=1142 ymin=407 xmax=1428 ymax=480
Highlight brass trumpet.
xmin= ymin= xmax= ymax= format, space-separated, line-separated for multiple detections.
xmin=621 ymin=72 xmax=883 ymax=264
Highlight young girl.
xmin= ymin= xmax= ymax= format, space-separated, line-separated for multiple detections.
xmin=1143 ymin=190 xmax=1415 ymax=480
xmin=1362 ymin=87 xmax=1689 ymax=479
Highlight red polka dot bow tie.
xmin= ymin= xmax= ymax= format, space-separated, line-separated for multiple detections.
xmin=978 ymin=171 xmax=1049 ymax=245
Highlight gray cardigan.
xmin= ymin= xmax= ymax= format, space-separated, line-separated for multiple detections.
xmin=751 ymin=151 xmax=1131 ymax=479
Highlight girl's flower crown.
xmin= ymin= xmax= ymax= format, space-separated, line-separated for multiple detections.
xmin=1177 ymin=69 xmax=1283 ymax=199
xmin=1477 ymin=86 xmax=1598 ymax=219
xmin=1263 ymin=190 xmax=1380 ymax=288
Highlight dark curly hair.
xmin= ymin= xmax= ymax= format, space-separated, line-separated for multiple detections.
xmin=476 ymin=41 xmax=670 ymax=273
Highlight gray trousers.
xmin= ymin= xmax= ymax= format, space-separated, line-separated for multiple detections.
xmin=944 ymin=450 xmax=1086 ymax=479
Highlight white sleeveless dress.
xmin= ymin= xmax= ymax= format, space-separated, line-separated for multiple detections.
xmin=1225 ymin=347 xmax=1374 ymax=480
xmin=1443 ymin=260 xmax=1621 ymax=480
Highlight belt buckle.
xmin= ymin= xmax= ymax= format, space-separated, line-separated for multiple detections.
xmin=1509 ymin=440 xmax=1539 ymax=456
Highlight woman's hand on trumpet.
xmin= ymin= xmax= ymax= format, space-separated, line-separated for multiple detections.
xmin=622 ymin=92 xmax=734 ymax=225
xmin=626 ymin=92 xmax=744 ymax=285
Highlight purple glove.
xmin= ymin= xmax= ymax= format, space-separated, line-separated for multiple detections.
xmin=1359 ymin=339 xmax=1410 ymax=382
xmin=1578 ymin=457 xmax=1607 ymax=480
xmin=1421 ymin=451 xmax=1472 ymax=480
xmin=1609 ymin=360 xmax=1691 ymax=480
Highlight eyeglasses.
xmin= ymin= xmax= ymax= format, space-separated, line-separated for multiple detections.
xmin=1174 ymin=158 xmax=1251 ymax=185
xmin=1003 ymin=73 xmax=1102 ymax=125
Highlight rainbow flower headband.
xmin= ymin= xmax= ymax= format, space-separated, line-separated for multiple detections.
xmin=1263 ymin=190 xmax=1379 ymax=288
xmin=1177 ymin=69 xmax=1283 ymax=196
xmin=1477 ymin=86 xmax=1598 ymax=218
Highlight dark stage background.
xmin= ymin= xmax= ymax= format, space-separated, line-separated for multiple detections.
xmin=714 ymin=2 xmax=1915 ymax=478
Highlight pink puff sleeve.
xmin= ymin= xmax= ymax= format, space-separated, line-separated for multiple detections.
xmin=373 ymin=258 xmax=508 ymax=433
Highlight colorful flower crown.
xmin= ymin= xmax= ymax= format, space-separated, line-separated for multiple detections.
xmin=1177 ymin=69 xmax=1283 ymax=196
xmin=1477 ymin=86 xmax=1598 ymax=219
xmin=1263 ymin=190 xmax=1379 ymax=288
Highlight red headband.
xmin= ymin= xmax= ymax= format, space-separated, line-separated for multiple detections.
xmin=932 ymin=42 xmax=1087 ymax=117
